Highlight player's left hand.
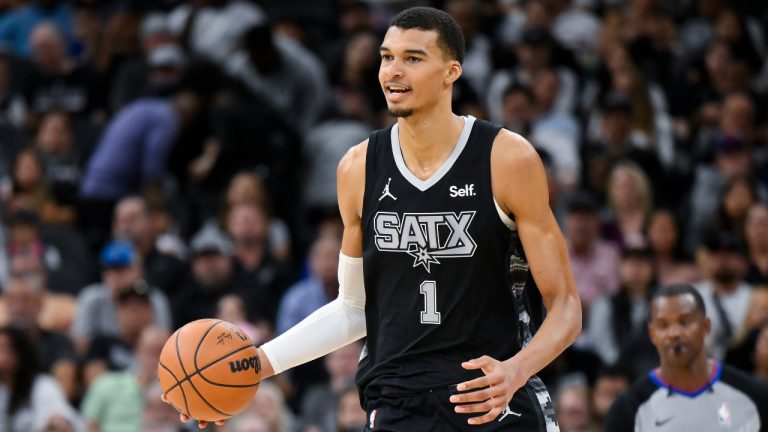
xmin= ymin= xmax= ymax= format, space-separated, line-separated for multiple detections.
xmin=450 ymin=356 xmax=527 ymax=425
xmin=160 ymin=393 xmax=226 ymax=429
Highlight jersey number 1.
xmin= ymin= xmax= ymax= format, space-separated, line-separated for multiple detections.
xmin=420 ymin=281 xmax=441 ymax=325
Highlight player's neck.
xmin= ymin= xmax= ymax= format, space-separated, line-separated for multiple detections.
xmin=396 ymin=106 xmax=464 ymax=181
xmin=658 ymin=357 xmax=713 ymax=391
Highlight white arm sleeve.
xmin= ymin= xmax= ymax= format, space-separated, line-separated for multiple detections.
xmin=260 ymin=253 xmax=366 ymax=374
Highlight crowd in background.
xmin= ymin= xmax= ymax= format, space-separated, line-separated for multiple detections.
xmin=0 ymin=0 xmax=767 ymax=431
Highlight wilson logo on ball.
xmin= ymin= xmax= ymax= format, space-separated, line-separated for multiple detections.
xmin=229 ymin=356 xmax=260 ymax=374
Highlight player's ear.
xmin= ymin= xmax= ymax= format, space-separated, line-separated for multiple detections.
xmin=702 ymin=316 xmax=712 ymax=335
xmin=445 ymin=60 xmax=462 ymax=85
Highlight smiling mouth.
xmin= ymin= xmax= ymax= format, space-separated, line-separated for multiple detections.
xmin=386 ymin=85 xmax=411 ymax=95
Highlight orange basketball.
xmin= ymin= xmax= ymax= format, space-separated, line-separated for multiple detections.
xmin=158 ymin=319 xmax=261 ymax=422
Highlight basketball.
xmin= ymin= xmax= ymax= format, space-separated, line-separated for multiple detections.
xmin=158 ymin=319 xmax=261 ymax=422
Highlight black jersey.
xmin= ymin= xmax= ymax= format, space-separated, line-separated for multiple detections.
xmin=357 ymin=116 xmax=539 ymax=398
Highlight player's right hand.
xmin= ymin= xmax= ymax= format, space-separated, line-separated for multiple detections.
xmin=161 ymin=393 xmax=226 ymax=429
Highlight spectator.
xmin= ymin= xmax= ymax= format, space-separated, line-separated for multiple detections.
xmin=300 ymin=341 xmax=363 ymax=432
xmin=598 ymin=0 xmax=676 ymax=89
xmin=0 ymin=326 xmax=82 ymax=432
xmin=217 ymin=294 xmax=263 ymax=346
xmin=145 ymin=191 xmax=187 ymax=260
xmin=647 ymin=208 xmax=700 ymax=286
xmin=142 ymin=381 xmax=183 ymax=432
xmin=487 ymin=27 xmax=578 ymax=124
xmin=225 ymin=203 xmax=293 ymax=329
xmin=745 ymin=203 xmax=768 ymax=285
xmin=78 ymin=62 xmax=216 ymax=248
xmin=601 ymin=161 xmax=653 ymax=248
xmin=71 ymin=240 xmax=171 ymax=352
xmin=81 ymin=326 xmax=171 ymax=432
xmin=226 ymin=23 xmax=329 ymax=133
xmin=3 ymin=210 xmax=89 ymax=296
xmin=82 ymin=281 xmax=155 ymax=387
xmin=329 ymin=31 xmax=386 ymax=125
xmin=694 ymin=233 xmax=752 ymax=359
xmin=226 ymin=380 xmax=296 ymax=432
xmin=0 ymin=0 xmax=73 ymax=56
xmin=109 ymin=13 xmax=182 ymax=111
xmin=111 ymin=196 xmax=187 ymax=298
xmin=565 ymin=192 xmax=621 ymax=312
xmin=708 ymin=175 xmax=757 ymax=243
xmin=529 ymin=69 xmax=581 ymax=188
xmin=549 ymin=0 xmax=601 ymax=66
xmin=78 ymin=88 xmax=202 ymax=201
xmin=584 ymin=42 xmax=674 ymax=167
xmin=687 ymin=135 xmax=756 ymax=252
xmin=445 ymin=0 xmax=492 ymax=99
xmin=585 ymin=245 xmax=658 ymax=377
xmin=580 ymin=93 xmax=667 ymax=205
xmin=738 ymin=289 xmax=768 ymax=342
xmin=2 ymin=277 xmax=77 ymax=401
xmin=724 ymin=296 xmax=768 ymax=377
xmin=0 ymin=54 xmax=26 ymax=128
xmin=110 ymin=42 xmax=187 ymax=113
xmin=499 ymin=84 xmax=534 ymax=136
xmin=554 ymin=381 xmax=596 ymax=432
xmin=590 ymin=366 xmax=630 ymax=431
xmin=167 ymin=0 xmax=266 ymax=65
xmin=33 ymin=111 xmax=81 ymax=225
xmin=219 ymin=172 xmax=292 ymax=262
xmin=22 ymin=22 xmax=100 ymax=120
xmin=713 ymin=9 xmax=764 ymax=72
xmin=276 ymin=235 xmax=340 ymax=335
xmin=173 ymin=226 xmax=236 ymax=328
xmin=226 ymin=413 xmax=269 ymax=432
xmin=2 ymin=148 xmax=52 ymax=219
xmin=605 ymin=284 xmax=768 ymax=431
xmin=335 ymin=384 xmax=366 ymax=432
xmin=301 ymin=114 xmax=371 ymax=226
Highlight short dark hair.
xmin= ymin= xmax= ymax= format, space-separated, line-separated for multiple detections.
xmin=502 ymin=83 xmax=534 ymax=104
xmin=390 ymin=7 xmax=465 ymax=64
xmin=595 ymin=365 xmax=632 ymax=384
xmin=650 ymin=284 xmax=706 ymax=315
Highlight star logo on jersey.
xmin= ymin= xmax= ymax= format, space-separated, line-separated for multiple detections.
xmin=407 ymin=245 xmax=441 ymax=272
xmin=374 ymin=211 xmax=477 ymax=272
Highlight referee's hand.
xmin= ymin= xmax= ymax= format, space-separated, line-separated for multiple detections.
xmin=449 ymin=356 xmax=526 ymax=425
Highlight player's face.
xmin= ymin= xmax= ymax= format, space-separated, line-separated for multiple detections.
xmin=648 ymin=294 xmax=711 ymax=369
xmin=378 ymin=27 xmax=460 ymax=118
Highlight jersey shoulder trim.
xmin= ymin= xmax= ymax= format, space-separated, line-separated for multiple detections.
xmin=648 ymin=362 xmax=722 ymax=398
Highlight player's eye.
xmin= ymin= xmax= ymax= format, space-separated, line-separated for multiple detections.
xmin=381 ymin=54 xmax=393 ymax=62
xmin=407 ymin=56 xmax=421 ymax=63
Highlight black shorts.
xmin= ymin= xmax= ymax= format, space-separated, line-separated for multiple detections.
xmin=361 ymin=376 xmax=559 ymax=432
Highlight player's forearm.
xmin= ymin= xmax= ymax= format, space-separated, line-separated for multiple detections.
xmin=258 ymin=297 xmax=366 ymax=374
xmin=504 ymin=290 xmax=581 ymax=379
xmin=258 ymin=253 xmax=366 ymax=376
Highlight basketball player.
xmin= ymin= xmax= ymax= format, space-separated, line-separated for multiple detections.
xmin=169 ymin=7 xmax=581 ymax=430
xmin=605 ymin=284 xmax=768 ymax=431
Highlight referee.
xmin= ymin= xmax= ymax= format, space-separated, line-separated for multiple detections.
xmin=605 ymin=284 xmax=768 ymax=431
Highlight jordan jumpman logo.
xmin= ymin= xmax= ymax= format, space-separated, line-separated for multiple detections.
xmin=379 ymin=178 xmax=397 ymax=201
xmin=498 ymin=405 xmax=522 ymax=422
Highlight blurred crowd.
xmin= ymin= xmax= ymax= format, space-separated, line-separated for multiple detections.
xmin=0 ymin=0 xmax=766 ymax=431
